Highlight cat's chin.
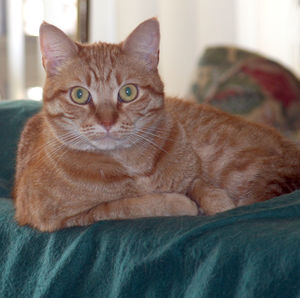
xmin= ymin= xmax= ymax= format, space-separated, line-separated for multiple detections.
xmin=68 ymin=136 xmax=133 ymax=153
xmin=90 ymin=139 xmax=127 ymax=151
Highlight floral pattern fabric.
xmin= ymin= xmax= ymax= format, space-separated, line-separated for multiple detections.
xmin=189 ymin=47 xmax=300 ymax=144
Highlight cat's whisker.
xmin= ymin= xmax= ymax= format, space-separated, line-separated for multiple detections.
xmin=127 ymin=135 xmax=144 ymax=147
xmin=55 ymin=133 xmax=85 ymax=151
xmin=29 ymin=137 xmax=63 ymax=162
xmin=30 ymin=131 xmax=84 ymax=166
xmin=128 ymin=136 xmax=151 ymax=154
xmin=135 ymin=127 xmax=175 ymax=142
xmin=43 ymin=130 xmax=80 ymax=148
xmin=34 ymin=136 xmax=84 ymax=172
xmin=126 ymin=136 xmax=139 ymax=147
xmin=33 ymin=141 xmax=67 ymax=166
xmin=131 ymin=132 xmax=169 ymax=154
xmin=140 ymin=126 xmax=173 ymax=133
xmin=128 ymin=135 xmax=181 ymax=166
xmin=139 ymin=126 xmax=178 ymax=138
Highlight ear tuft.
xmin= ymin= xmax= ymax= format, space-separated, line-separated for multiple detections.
xmin=39 ymin=22 xmax=78 ymax=76
xmin=122 ymin=18 xmax=160 ymax=70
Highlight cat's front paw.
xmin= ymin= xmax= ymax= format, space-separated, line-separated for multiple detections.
xmin=163 ymin=193 xmax=199 ymax=216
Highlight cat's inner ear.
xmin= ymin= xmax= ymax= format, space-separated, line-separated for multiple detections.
xmin=39 ymin=22 xmax=78 ymax=76
xmin=122 ymin=18 xmax=160 ymax=70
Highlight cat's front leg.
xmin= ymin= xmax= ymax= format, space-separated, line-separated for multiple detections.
xmin=61 ymin=193 xmax=198 ymax=229
xmin=188 ymin=179 xmax=236 ymax=215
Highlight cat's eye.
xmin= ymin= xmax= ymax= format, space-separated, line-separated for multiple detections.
xmin=118 ymin=84 xmax=138 ymax=103
xmin=70 ymin=87 xmax=91 ymax=105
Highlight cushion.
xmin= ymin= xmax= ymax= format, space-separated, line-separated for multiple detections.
xmin=189 ymin=46 xmax=300 ymax=144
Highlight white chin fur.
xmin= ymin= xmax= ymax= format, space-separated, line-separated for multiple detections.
xmin=80 ymin=137 xmax=132 ymax=152
xmin=92 ymin=138 xmax=120 ymax=151
xmin=58 ymin=130 xmax=132 ymax=152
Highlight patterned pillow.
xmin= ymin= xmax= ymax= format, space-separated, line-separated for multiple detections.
xmin=189 ymin=46 xmax=300 ymax=144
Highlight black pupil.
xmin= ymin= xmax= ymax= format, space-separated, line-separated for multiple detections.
xmin=77 ymin=89 xmax=83 ymax=99
xmin=125 ymin=87 xmax=132 ymax=97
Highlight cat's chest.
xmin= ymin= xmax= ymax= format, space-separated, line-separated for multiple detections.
xmin=133 ymin=170 xmax=191 ymax=194
xmin=59 ymin=170 xmax=139 ymax=203
xmin=52 ymin=156 xmax=140 ymax=200
xmin=117 ymin=152 xmax=199 ymax=195
xmin=92 ymin=166 xmax=141 ymax=197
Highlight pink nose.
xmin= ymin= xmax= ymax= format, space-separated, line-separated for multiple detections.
xmin=101 ymin=120 xmax=113 ymax=131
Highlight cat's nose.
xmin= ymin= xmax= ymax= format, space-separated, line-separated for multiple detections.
xmin=101 ymin=120 xmax=113 ymax=132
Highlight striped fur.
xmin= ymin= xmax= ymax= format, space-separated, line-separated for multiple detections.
xmin=13 ymin=19 xmax=300 ymax=231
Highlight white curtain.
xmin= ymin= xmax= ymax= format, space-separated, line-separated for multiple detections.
xmin=4 ymin=0 xmax=300 ymax=100
xmin=236 ymin=0 xmax=300 ymax=78
xmin=89 ymin=0 xmax=300 ymax=98
xmin=89 ymin=0 xmax=236 ymax=98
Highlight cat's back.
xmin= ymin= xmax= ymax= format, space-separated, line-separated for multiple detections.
xmin=165 ymin=96 xmax=300 ymax=173
xmin=165 ymin=96 xmax=258 ymax=132
xmin=164 ymin=97 xmax=293 ymax=150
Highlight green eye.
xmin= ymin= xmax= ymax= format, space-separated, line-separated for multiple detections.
xmin=118 ymin=84 xmax=138 ymax=102
xmin=70 ymin=87 xmax=91 ymax=105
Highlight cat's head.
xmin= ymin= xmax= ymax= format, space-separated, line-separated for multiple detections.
xmin=40 ymin=18 xmax=165 ymax=152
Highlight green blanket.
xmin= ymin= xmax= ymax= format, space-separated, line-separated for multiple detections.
xmin=0 ymin=100 xmax=300 ymax=298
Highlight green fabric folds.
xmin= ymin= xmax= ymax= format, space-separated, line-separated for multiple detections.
xmin=0 ymin=100 xmax=42 ymax=198
xmin=1 ymin=193 xmax=300 ymax=297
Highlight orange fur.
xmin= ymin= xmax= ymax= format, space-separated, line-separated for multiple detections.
xmin=13 ymin=19 xmax=300 ymax=231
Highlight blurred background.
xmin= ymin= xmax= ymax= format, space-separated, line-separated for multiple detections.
xmin=0 ymin=0 xmax=300 ymax=100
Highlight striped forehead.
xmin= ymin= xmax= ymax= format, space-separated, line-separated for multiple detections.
xmin=79 ymin=43 xmax=122 ymax=88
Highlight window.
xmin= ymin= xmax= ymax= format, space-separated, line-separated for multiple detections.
xmin=0 ymin=0 xmax=88 ymax=100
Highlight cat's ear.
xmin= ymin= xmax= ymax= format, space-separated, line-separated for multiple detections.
xmin=122 ymin=18 xmax=160 ymax=70
xmin=39 ymin=22 xmax=78 ymax=76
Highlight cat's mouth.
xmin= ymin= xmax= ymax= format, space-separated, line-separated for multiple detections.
xmin=86 ymin=131 xmax=123 ymax=141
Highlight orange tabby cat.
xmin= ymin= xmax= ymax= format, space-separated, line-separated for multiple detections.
xmin=13 ymin=18 xmax=300 ymax=232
